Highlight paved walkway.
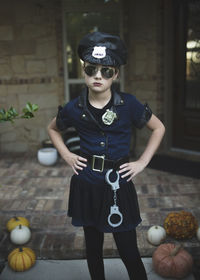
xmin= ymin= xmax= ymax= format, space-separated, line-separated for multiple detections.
xmin=0 ymin=258 xmax=195 ymax=280
xmin=0 ymin=154 xmax=200 ymax=277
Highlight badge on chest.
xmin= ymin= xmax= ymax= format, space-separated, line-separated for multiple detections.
xmin=102 ymin=109 xmax=117 ymax=125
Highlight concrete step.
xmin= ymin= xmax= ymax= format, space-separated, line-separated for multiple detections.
xmin=0 ymin=258 xmax=195 ymax=280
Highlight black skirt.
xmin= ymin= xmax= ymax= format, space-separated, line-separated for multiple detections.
xmin=68 ymin=174 xmax=142 ymax=232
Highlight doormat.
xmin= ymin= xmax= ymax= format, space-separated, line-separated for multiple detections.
xmin=148 ymin=155 xmax=200 ymax=179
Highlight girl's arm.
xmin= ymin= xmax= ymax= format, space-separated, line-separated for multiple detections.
xmin=119 ymin=114 xmax=165 ymax=181
xmin=47 ymin=117 xmax=87 ymax=175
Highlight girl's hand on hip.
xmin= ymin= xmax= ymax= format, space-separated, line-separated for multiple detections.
xmin=119 ymin=160 xmax=146 ymax=181
xmin=64 ymin=152 xmax=87 ymax=175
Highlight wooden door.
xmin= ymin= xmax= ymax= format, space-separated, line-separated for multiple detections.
xmin=173 ymin=0 xmax=200 ymax=152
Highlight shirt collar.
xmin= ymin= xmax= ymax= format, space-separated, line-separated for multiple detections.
xmin=78 ymin=86 xmax=124 ymax=108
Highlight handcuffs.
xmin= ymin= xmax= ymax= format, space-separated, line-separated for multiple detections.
xmin=105 ymin=169 xmax=123 ymax=228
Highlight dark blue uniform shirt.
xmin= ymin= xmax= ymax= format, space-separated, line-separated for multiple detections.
xmin=56 ymin=87 xmax=152 ymax=184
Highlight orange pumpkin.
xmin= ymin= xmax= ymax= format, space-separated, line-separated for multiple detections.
xmin=164 ymin=210 xmax=198 ymax=239
xmin=153 ymin=243 xmax=193 ymax=279
xmin=8 ymin=247 xmax=36 ymax=272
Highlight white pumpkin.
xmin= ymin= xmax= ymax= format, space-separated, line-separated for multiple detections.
xmin=10 ymin=225 xmax=31 ymax=245
xmin=147 ymin=225 xmax=166 ymax=246
xmin=197 ymin=227 xmax=200 ymax=241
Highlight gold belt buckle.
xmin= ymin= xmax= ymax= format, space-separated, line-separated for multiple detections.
xmin=92 ymin=155 xmax=105 ymax=172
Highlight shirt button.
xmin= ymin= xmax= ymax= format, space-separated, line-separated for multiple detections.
xmin=100 ymin=141 xmax=105 ymax=147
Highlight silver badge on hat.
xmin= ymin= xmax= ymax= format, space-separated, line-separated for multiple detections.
xmin=92 ymin=46 xmax=106 ymax=59
xmin=102 ymin=109 xmax=117 ymax=125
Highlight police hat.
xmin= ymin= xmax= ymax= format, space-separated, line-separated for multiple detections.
xmin=77 ymin=31 xmax=127 ymax=67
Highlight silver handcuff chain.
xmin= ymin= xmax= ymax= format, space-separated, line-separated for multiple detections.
xmin=113 ymin=189 xmax=117 ymax=206
xmin=105 ymin=169 xmax=123 ymax=228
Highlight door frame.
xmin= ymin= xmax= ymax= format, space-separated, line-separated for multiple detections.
xmin=163 ymin=0 xmax=200 ymax=158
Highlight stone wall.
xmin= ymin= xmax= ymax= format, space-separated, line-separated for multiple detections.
xmin=123 ymin=0 xmax=164 ymax=156
xmin=0 ymin=0 xmax=63 ymax=154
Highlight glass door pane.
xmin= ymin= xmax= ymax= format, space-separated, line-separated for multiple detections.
xmin=63 ymin=0 xmax=122 ymax=101
xmin=66 ymin=12 xmax=120 ymax=80
xmin=185 ymin=0 xmax=200 ymax=109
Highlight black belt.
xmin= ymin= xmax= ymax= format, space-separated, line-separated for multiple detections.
xmin=81 ymin=152 xmax=129 ymax=172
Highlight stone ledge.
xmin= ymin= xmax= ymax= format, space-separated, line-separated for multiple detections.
xmin=1 ymin=224 xmax=200 ymax=261
xmin=0 ymin=76 xmax=60 ymax=85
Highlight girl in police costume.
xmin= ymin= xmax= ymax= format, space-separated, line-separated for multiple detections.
xmin=48 ymin=32 xmax=165 ymax=280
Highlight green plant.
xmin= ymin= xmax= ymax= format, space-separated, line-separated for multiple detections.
xmin=0 ymin=102 xmax=38 ymax=123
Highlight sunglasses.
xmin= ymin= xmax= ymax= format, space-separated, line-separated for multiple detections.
xmin=84 ymin=65 xmax=115 ymax=79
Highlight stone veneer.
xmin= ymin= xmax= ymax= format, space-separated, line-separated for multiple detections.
xmin=0 ymin=0 xmax=164 ymax=155
xmin=0 ymin=0 xmax=64 ymax=154
xmin=123 ymin=0 xmax=165 ymax=156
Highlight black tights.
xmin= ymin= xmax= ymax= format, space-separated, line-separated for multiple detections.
xmin=83 ymin=226 xmax=147 ymax=280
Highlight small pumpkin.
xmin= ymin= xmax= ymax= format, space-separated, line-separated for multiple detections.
xmin=6 ymin=216 xmax=30 ymax=232
xmin=10 ymin=225 xmax=31 ymax=245
xmin=164 ymin=210 xmax=198 ymax=239
xmin=153 ymin=243 xmax=193 ymax=279
xmin=147 ymin=225 xmax=166 ymax=246
xmin=8 ymin=247 xmax=36 ymax=272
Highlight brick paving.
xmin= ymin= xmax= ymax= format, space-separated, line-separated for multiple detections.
xmin=0 ymin=154 xmax=200 ymax=261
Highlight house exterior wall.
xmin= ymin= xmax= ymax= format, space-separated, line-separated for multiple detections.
xmin=123 ymin=0 xmax=164 ymax=156
xmin=0 ymin=0 xmax=64 ymax=153
xmin=0 ymin=0 xmax=164 ymax=156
